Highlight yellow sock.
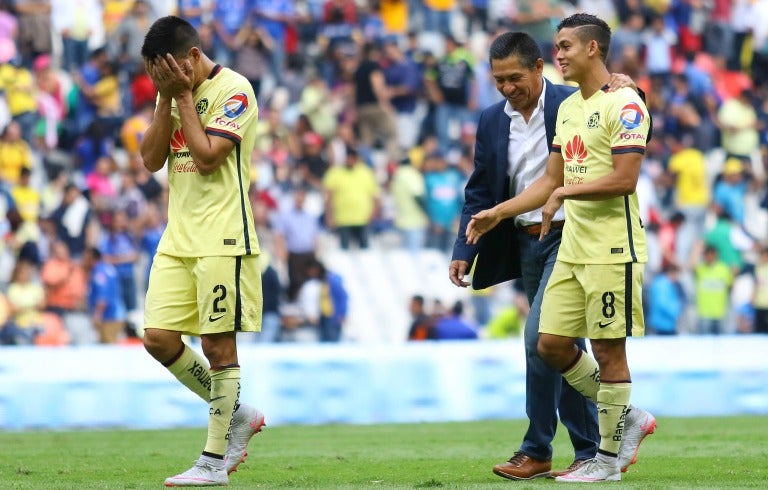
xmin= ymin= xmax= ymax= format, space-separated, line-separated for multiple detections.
xmin=163 ymin=344 xmax=211 ymax=401
xmin=204 ymin=366 xmax=241 ymax=456
xmin=597 ymin=382 xmax=631 ymax=456
xmin=560 ymin=349 xmax=600 ymax=402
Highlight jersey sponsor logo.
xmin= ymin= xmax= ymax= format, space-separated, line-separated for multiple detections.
xmin=588 ymin=111 xmax=600 ymax=128
xmin=564 ymin=135 xmax=587 ymax=164
xmin=619 ymin=102 xmax=645 ymax=130
xmin=173 ymin=161 xmax=198 ymax=173
xmin=170 ymin=129 xmax=187 ymax=153
xmin=222 ymin=92 xmax=248 ymax=119
xmin=598 ymin=319 xmax=616 ymax=328
xmin=208 ymin=314 xmax=225 ymax=322
xmin=214 ymin=116 xmax=241 ymax=130
xmin=196 ymin=98 xmax=209 ymax=114
xmin=619 ymin=133 xmax=645 ymax=140
xmin=188 ymin=361 xmax=212 ymax=391
xmin=566 ymin=175 xmax=584 ymax=185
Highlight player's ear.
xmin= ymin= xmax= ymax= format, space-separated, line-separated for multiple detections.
xmin=188 ymin=47 xmax=201 ymax=62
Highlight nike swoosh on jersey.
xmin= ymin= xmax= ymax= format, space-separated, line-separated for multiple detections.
xmin=209 ymin=314 xmax=225 ymax=322
xmin=210 ymin=395 xmax=227 ymax=402
xmin=598 ymin=320 xmax=616 ymax=328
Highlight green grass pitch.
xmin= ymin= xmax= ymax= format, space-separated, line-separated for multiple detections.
xmin=1 ymin=416 xmax=766 ymax=489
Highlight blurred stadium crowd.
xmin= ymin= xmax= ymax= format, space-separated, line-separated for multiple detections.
xmin=0 ymin=0 xmax=767 ymax=346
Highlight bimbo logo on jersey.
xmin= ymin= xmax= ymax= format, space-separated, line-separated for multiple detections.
xmin=564 ymin=135 xmax=587 ymax=164
xmin=619 ymin=102 xmax=644 ymax=130
xmin=223 ymin=93 xmax=248 ymax=119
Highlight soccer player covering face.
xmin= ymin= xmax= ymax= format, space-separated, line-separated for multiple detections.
xmin=467 ymin=14 xmax=657 ymax=482
xmin=139 ymin=16 xmax=265 ymax=487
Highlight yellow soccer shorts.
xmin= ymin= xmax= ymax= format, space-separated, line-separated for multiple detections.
xmin=144 ymin=253 xmax=263 ymax=336
xmin=539 ymin=261 xmax=645 ymax=339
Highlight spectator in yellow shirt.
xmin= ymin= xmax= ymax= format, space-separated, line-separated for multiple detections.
xmin=0 ymin=62 xmax=38 ymax=143
xmin=323 ymin=146 xmax=380 ymax=249
xmin=10 ymin=167 xmax=40 ymax=223
xmin=0 ymin=121 xmax=34 ymax=184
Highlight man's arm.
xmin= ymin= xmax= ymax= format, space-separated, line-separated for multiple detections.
xmin=465 ymin=150 xmax=565 ymax=245
xmin=449 ymin=110 xmax=494 ymax=287
xmin=139 ymin=96 xmax=172 ymax=172
xmin=369 ymin=69 xmax=395 ymax=113
xmin=536 ymin=151 xmax=643 ymax=238
xmin=175 ymin=92 xmax=235 ymax=176
xmin=555 ymin=152 xmax=642 ymax=202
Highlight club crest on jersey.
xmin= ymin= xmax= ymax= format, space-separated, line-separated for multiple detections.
xmin=223 ymin=93 xmax=248 ymax=119
xmin=196 ymin=98 xmax=208 ymax=114
xmin=588 ymin=111 xmax=600 ymax=128
xmin=619 ymin=102 xmax=644 ymax=130
xmin=564 ymin=135 xmax=587 ymax=164
xmin=170 ymin=129 xmax=187 ymax=153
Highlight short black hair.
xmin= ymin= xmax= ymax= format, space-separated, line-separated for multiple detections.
xmin=488 ymin=31 xmax=542 ymax=70
xmin=556 ymin=13 xmax=612 ymax=62
xmin=141 ymin=16 xmax=200 ymax=60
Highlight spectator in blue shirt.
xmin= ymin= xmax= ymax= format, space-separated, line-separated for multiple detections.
xmin=100 ymin=209 xmax=139 ymax=317
xmin=178 ymin=0 xmax=205 ymax=28
xmin=83 ymin=246 xmax=126 ymax=343
xmin=253 ymin=0 xmax=295 ymax=82
xmin=212 ymin=0 xmax=253 ymax=65
xmin=432 ymin=301 xmax=478 ymax=340
xmin=646 ymin=264 xmax=686 ymax=335
xmin=140 ymin=202 xmax=165 ymax=292
xmin=713 ymin=158 xmax=750 ymax=224
xmin=273 ymin=187 xmax=320 ymax=300
xmin=423 ymin=152 xmax=463 ymax=252
xmin=383 ymin=37 xmax=422 ymax=151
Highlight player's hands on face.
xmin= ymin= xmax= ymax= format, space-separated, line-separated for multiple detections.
xmin=449 ymin=260 xmax=471 ymax=288
xmin=539 ymin=188 xmax=565 ymax=240
xmin=606 ymin=73 xmax=637 ymax=93
xmin=147 ymin=54 xmax=194 ymax=99
xmin=466 ymin=207 xmax=501 ymax=245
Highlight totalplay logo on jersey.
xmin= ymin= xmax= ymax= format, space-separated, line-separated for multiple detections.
xmin=619 ymin=102 xmax=645 ymax=130
xmin=223 ymin=93 xmax=248 ymax=119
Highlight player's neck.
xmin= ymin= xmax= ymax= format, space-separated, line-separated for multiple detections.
xmin=193 ymin=56 xmax=218 ymax=90
xmin=577 ymin=65 xmax=611 ymax=99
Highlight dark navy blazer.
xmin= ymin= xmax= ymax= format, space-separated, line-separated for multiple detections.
xmin=451 ymin=79 xmax=577 ymax=289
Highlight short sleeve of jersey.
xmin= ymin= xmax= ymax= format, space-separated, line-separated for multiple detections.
xmin=551 ymin=95 xmax=577 ymax=154
xmin=205 ymin=78 xmax=258 ymax=144
xmin=607 ymin=88 xmax=650 ymax=156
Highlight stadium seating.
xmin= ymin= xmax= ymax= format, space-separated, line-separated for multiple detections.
xmin=324 ymin=247 xmax=469 ymax=343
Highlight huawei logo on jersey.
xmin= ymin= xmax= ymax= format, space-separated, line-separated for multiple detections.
xmin=171 ymin=129 xmax=187 ymax=153
xmin=564 ymin=135 xmax=587 ymax=164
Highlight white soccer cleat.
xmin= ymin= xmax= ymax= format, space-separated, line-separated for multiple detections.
xmin=224 ymin=404 xmax=266 ymax=474
xmin=618 ymin=406 xmax=657 ymax=472
xmin=164 ymin=458 xmax=228 ymax=487
xmin=554 ymin=458 xmax=621 ymax=483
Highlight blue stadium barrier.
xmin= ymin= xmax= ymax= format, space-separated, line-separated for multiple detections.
xmin=0 ymin=337 xmax=767 ymax=430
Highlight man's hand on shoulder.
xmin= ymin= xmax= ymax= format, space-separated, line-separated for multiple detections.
xmin=449 ymin=260 xmax=471 ymax=288
xmin=606 ymin=73 xmax=637 ymax=93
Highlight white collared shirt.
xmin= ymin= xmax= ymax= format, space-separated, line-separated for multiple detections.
xmin=504 ymin=81 xmax=567 ymax=226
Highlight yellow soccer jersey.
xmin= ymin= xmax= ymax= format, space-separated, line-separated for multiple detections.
xmin=551 ymin=86 xmax=649 ymax=265
xmin=158 ymin=65 xmax=260 ymax=258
